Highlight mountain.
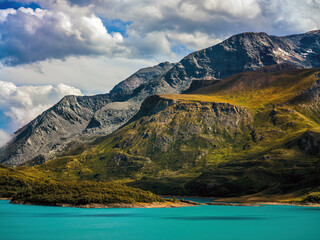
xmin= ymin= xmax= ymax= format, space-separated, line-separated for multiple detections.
xmin=156 ymin=31 xmax=320 ymax=93
xmin=12 ymin=66 xmax=320 ymax=200
xmin=0 ymin=62 xmax=174 ymax=166
xmin=1 ymin=30 xmax=320 ymax=166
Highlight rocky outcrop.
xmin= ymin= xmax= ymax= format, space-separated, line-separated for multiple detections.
xmin=291 ymin=78 xmax=320 ymax=103
xmin=109 ymin=61 xmax=174 ymax=101
xmin=286 ymin=131 xmax=320 ymax=156
xmin=84 ymin=101 xmax=139 ymax=134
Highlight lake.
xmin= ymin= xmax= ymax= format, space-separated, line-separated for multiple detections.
xmin=1 ymin=199 xmax=320 ymax=240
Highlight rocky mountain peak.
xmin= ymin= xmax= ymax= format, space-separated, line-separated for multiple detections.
xmin=109 ymin=62 xmax=175 ymax=101
xmin=161 ymin=31 xmax=319 ymax=93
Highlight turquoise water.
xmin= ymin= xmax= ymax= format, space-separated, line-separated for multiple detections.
xmin=1 ymin=200 xmax=320 ymax=240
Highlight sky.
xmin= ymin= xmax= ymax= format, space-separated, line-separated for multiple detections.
xmin=0 ymin=0 xmax=319 ymax=146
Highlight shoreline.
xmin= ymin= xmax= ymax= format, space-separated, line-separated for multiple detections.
xmin=211 ymin=195 xmax=320 ymax=208
xmin=160 ymin=195 xmax=217 ymax=200
xmin=9 ymin=200 xmax=198 ymax=208
xmin=208 ymin=201 xmax=320 ymax=207
xmin=254 ymin=201 xmax=320 ymax=208
xmin=0 ymin=196 xmax=320 ymax=208
xmin=5 ymin=199 xmax=320 ymax=208
xmin=0 ymin=197 xmax=10 ymax=200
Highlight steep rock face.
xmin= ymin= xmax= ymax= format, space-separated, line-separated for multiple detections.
xmin=286 ymin=131 xmax=320 ymax=156
xmin=83 ymin=62 xmax=175 ymax=134
xmin=110 ymin=61 xmax=174 ymax=101
xmin=1 ymin=30 xmax=320 ymax=166
xmin=0 ymin=94 xmax=111 ymax=166
xmin=84 ymin=101 xmax=139 ymax=134
xmin=133 ymin=96 xmax=254 ymax=137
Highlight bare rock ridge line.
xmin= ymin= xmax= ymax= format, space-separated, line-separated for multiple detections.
xmin=1 ymin=30 xmax=320 ymax=166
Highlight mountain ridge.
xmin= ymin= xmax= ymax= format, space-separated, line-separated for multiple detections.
xmin=1 ymin=30 xmax=320 ymax=166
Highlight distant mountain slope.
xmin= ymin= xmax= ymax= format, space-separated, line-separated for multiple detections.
xmin=1 ymin=30 xmax=320 ymax=166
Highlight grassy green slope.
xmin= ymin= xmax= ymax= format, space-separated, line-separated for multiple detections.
xmin=0 ymin=164 xmax=163 ymax=205
xmin=161 ymin=68 xmax=320 ymax=109
xmin=4 ymin=68 xmax=320 ymax=201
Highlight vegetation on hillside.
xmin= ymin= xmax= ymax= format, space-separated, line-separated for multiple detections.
xmin=12 ymin=181 xmax=163 ymax=206
xmin=161 ymin=68 xmax=320 ymax=109
xmin=301 ymin=192 xmax=320 ymax=203
xmin=0 ymin=164 xmax=41 ymax=198
xmin=0 ymin=165 xmax=163 ymax=205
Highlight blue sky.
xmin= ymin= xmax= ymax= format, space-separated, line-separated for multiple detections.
xmin=0 ymin=110 xmax=10 ymax=129
xmin=101 ymin=18 xmax=132 ymax=38
xmin=0 ymin=1 xmax=40 ymax=9
xmin=0 ymin=0 xmax=319 ymax=145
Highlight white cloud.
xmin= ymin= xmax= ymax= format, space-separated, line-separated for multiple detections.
xmin=0 ymin=56 xmax=158 ymax=94
xmin=0 ymin=4 xmax=128 ymax=66
xmin=0 ymin=80 xmax=82 ymax=129
xmin=0 ymin=129 xmax=11 ymax=147
xmin=166 ymin=31 xmax=223 ymax=50
xmin=260 ymin=0 xmax=320 ymax=33
xmin=0 ymin=8 xmax=16 ymax=22
xmin=203 ymin=0 xmax=261 ymax=19
xmin=125 ymin=31 xmax=174 ymax=59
